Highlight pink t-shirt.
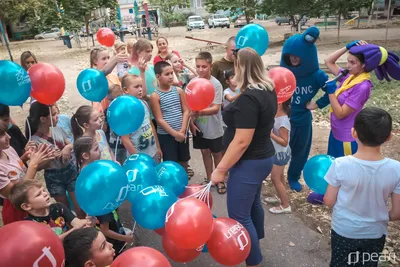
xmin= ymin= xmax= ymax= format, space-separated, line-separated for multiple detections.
xmin=0 ymin=147 xmax=27 ymax=198
xmin=330 ymin=73 xmax=373 ymax=142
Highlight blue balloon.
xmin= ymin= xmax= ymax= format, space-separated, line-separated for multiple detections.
xmin=123 ymin=159 xmax=158 ymax=202
xmin=107 ymin=95 xmax=145 ymax=136
xmin=124 ymin=153 xmax=156 ymax=167
xmin=0 ymin=60 xmax=31 ymax=106
xmin=303 ymin=155 xmax=335 ymax=195
xmin=236 ymin=24 xmax=269 ymax=56
xmin=75 ymin=160 xmax=129 ymax=216
xmin=76 ymin=68 xmax=108 ymax=102
xmin=128 ymin=65 xmax=157 ymax=95
xmin=131 ymin=185 xmax=177 ymax=230
xmin=156 ymin=161 xmax=188 ymax=196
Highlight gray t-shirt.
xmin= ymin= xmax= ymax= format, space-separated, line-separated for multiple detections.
xmin=192 ymin=76 xmax=224 ymax=139
xmin=271 ymin=115 xmax=291 ymax=153
xmin=324 ymin=156 xmax=400 ymax=239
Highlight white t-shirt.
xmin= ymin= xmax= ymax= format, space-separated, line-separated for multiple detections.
xmin=271 ymin=115 xmax=291 ymax=153
xmin=192 ymin=76 xmax=224 ymax=140
xmin=223 ymin=88 xmax=239 ymax=108
xmin=324 ymin=156 xmax=400 ymax=239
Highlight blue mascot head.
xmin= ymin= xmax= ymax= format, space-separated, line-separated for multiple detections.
xmin=280 ymin=27 xmax=320 ymax=77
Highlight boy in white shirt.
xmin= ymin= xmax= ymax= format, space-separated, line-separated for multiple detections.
xmin=324 ymin=107 xmax=400 ymax=267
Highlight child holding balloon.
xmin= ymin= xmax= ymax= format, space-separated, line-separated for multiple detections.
xmin=120 ymin=74 xmax=162 ymax=163
xmin=150 ymin=61 xmax=191 ymax=170
xmin=27 ymin=102 xmax=85 ymax=218
xmin=73 ymin=136 xmax=133 ymax=256
xmin=323 ymin=107 xmax=400 ymax=266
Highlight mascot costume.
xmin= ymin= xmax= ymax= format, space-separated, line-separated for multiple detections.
xmin=280 ymin=26 xmax=329 ymax=192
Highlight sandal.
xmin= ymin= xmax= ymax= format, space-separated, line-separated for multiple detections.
xmin=187 ymin=165 xmax=194 ymax=179
xmin=217 ymin=182 xmax=227 ymax=195
xmin=201 ymin=178 xmax=210 ymax=186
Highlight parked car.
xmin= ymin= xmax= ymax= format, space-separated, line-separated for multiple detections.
xmin=234 ymin=15 xmax=254 ymax=28
xmin=187 ymin=16 xmax=205 ymax=31
xmin=34 ymin=28 xmax=61 ymax=39
xmin=208 ymin=14 xmax=230 ymax=28
xmin=275 ymin=16 xmax=292 ymax=25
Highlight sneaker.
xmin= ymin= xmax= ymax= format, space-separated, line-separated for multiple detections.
xmin=288 ymin=180 xmax=303 ymax=192
xmin=264 ymin=197 xmax=281 ymax=204
xmin=269 ymin=205 xmax=292 ymax=214
xmin=307 ymin=192 xmax=324 ymax=205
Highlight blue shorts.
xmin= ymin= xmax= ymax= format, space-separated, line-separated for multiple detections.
xmin=44 ymin=162 xmax=77 ymax=197
xmin=273 ymin=150 xmax=291 ymax=166
xmin=327 ymin=131 xmax=358 ymax=158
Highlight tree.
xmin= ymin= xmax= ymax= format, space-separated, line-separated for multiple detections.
xmin=205 ymin=0 xmax=260 ymax=24
xmin=149 ymin=0 xmax=190 ymax=28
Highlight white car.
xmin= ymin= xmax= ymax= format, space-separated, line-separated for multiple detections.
xmin=187 ymin=16 xmax=205 ymax=31
xmin=208 ymin=14 xmax=230 ymax=28
xmin=34 ymin=28 xmax=61 ymax=40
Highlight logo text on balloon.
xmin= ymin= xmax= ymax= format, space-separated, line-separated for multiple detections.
xmin=81 ymin=80 xmax=93 ymax=93
xmin=141 ymin=185 xmax=169 ymax=197
xmin=33 ymin=246 xmax=61 ymax=267
xmin=224 ymin=222 xmax=250 ymax=251
xmin=16 ymin=69 xmax=31 ymax=86
xmin=103 ymin=184 xmax=128 ymax=211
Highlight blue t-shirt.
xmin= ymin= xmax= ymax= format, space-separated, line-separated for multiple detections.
xmin=324 ymin=156 xmax=400 ymax=239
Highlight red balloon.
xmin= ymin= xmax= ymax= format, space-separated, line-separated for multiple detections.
xmin=96 ymin=28 xmax=116 ymax=47
xmin=162 ymin=235 xmax=202 ymax=263
xmin=111 ymin=247 xmax=171 ymax=267
xmin=206 ymin=217 xmax=251 ymax=266
xmin=0 ymin=221 xmax=65 ymax=267
xmin=268 ymin=67 xmax=296 ymax=104
xmin=179 ymin=184 xmax=213 ymax=208
xmin=154 ymin=227 xmax=165 ymax=236
xmin=29 ymin=63 xmax=65 ymax=105
xmin=165 ymin=198 xmax=214 ymax=249
xmin=185 ymin=78 xmax=215 ymax=111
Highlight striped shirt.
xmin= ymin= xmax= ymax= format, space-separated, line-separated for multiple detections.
xmin=156 ymin=86 xmax=183 ymax=135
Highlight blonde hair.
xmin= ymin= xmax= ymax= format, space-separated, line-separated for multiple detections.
xmin=131 ymin=38 xmax=153 ymax=63
xmin=9 ymin=180 xmax=42 ymax=211
xmin=235 ymin=48 xmax=274 ymax=92
xmin=114 ymin=42 xmax=127 ymax=54
xmin=90 ymin=47 xmax=108 ymax=68
xmin=120 ymin=74 xmax=141 ymax=91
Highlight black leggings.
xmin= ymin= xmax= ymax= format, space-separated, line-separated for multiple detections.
xmin=330 ymin=230 xmax=386 ymax=267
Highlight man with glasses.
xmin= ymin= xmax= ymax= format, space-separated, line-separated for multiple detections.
xmin=212 ymin=36 xmax=236 ymax=90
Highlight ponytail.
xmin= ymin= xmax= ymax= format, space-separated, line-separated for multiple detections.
xmin=70 ymin=105 xmax=93 ymax=140
xmin=73 ymin=136 xmax=95 ymax=172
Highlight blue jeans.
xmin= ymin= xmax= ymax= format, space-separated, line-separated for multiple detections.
xmin=227 ymin=157 xmax=274 ymax=266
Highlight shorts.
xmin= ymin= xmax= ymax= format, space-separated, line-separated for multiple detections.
xmin=193 ymin=136 xmax=224 ymax=153
xmin=158 ymin=134 xmax=190 ymax=162
xmin=44 ymin=162 xmax=77 ymax=197
xmin=330 ymin=230 xmax=385 ymax=267
xmin=273 ymin=150 xmax=291 ymax=166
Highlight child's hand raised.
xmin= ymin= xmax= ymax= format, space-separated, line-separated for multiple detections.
xmin=138 ymin=57 xmax=147 ymax=73
xmin=29 ymin=144 xmax=56 ymax=168
xmin=116 ymin=52 xmax=129 ymax=64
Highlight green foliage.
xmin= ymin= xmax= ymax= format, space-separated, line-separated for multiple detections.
xmin=205 ymin=0 xmax=260 ymax=23
xmin=149 ymin=0 xmax=190 ymax=27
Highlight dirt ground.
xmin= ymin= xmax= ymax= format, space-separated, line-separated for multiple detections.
xmin=1 ymin=19 xmax=400 ymax=265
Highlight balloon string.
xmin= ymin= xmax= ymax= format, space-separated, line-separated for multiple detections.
xmin=114 ymin=136 xmax=119 ymax=162
xmin=21 ymin=106 xmax=32 ymax=141
xmin=119 ymin=221 xmax=137 ymax=254
xmin=49 ymin=106 xmax=57 ymax=147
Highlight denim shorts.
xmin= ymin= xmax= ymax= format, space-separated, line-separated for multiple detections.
xmin=44 ymin=162 xmax=77 ymax=197
xmin=273 ymin=151 xmax=291 ymax=166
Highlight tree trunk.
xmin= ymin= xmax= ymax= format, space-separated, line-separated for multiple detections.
xmin=337 ymin=14 xmax=341 ymax=44
xmin=357 ymin=9 xmax=361 ymax=28
xmin=85 ymin=16 xmax=90 ymax=50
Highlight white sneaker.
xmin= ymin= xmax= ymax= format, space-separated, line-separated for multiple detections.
xmin=269 ymin=205 xmax=292 ymax=214
xmin=264 ymin=197 xmax=281 ymax=204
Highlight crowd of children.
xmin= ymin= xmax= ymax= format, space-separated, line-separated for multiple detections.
xmin=0 ymin=32 xmax=399 ymax=267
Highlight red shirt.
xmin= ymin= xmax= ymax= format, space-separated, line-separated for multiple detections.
xmin=153 ymin=50 xmax=181 ymax=65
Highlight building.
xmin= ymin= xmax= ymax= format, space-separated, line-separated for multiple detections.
xmin=118 ymin=0 xmax=160 ymax=26
xmin=177 ymin=0 xmax=207 ymax=16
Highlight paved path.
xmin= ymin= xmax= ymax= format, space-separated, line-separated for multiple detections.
xmin=118 ymin=147 xmax=331 ymax=267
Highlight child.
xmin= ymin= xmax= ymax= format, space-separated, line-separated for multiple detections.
xmin=324 ymin=107 xmax=400 ymax=267
xmin=74 ymin=136 xmax=133 ymax=256
xmin=9 ymin=179 xmax=94 ymax=240
xmin=121 ymin=74 xmax=162 ymax=163
xmin=222 ymin=69 xmax=240 ymax=109
xmin=104 ymin=85 xmax=127 ymax=164
xmin=0 ymin=104 xmax=28 ymax=157
xmin=0 ymin=120 xmax=54 ymax=224
xmin=71 ymin=105 xmax=114 ymax=161
xmin=20 ymin=50 xmax=38 ymax=71
xmin=114 ymin=42 xmax=130 ymax=77
xmin=150 ymin=62 xmax=190 ymax=170
xmin=165 ymin=52 xmax=197 ymax=90
xmin=90 ymin=47 xmax=129 ymax=112
xmin=265 ymin=99 xmax=292 ymax=214
xmin=190 ymin=52 xmax=225 ymax=194
xmin=27 ymin=102 xmax=84 ymax=218
xmin=63 ymin=227 xmax=115 ymax=267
